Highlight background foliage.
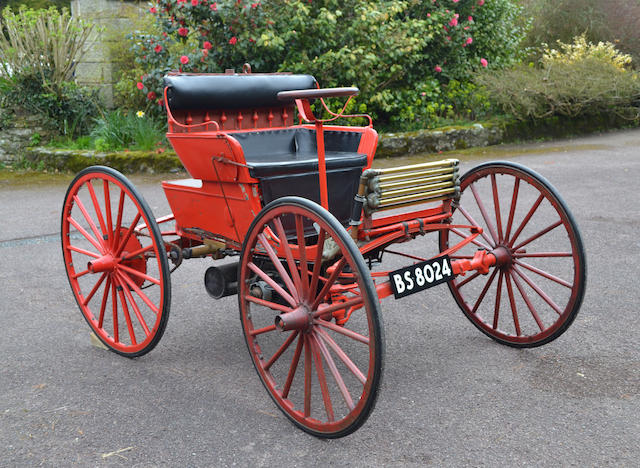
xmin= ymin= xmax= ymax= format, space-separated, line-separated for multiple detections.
xmin=130 ymin=0 xmax=525 ymax=130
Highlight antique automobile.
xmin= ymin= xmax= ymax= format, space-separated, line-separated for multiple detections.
xmin=61 ymin=68 xmax=586 ymax=438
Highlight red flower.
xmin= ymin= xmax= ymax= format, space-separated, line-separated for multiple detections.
xmin=210 ymin=2 xmax=217 ymax=10
xmin=180 ymin=55 xmax=189 ymax=64
xmin=191 ymin=0 xmax=199 ymax=5
xmin=251 ymin=2 xmax=258 ymax=7
xmin=468 ymin=16 xmax=473 ymax=22
xmin=149 ymin=7 xmax=157 ymax=13
xmin=480 ymin=58 xmax=488 ymax=67
xmin=478 ymin=0 xmax=485 ymax=5
xmin=178 ymin=27 xmax=189 ymax=37
xmin=464 ymin=37 xmax=473 ymax=46
xmin=229 ymin=36 xmax=237 ymax=45
xmin=157 ymin=98 xmax=164 ymax=107
xmin=434 ymin=65 xmax=442 ymax=73
xmin=154 ymin=44 xmax=163 ymax=53
xmin=203 ymin=41 xmax=212 ymax=50
xmin=202 ymin=48 xmax=209 ymax=56
xmin=147 ymin=91 xmax=157 ymax=100
xmin=137 ymin=82 xmax=144 ymax=90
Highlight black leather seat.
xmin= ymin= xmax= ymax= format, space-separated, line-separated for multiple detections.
xmin=232 ymin=128 xmax=366 ymax=224
xmin=234 ymin=128 xmax=366 ymax=178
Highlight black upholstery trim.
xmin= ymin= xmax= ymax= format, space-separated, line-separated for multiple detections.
xmin=164 ymin=74 xmax=317 ymax=111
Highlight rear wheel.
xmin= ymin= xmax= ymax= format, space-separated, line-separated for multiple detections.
xmin=238 ymin=197 xmax=384 ymax=438
xmin=439 ymin=161 xmax=586 ymax=347
xmin=61 ymin=166 xmax=171 ymax=357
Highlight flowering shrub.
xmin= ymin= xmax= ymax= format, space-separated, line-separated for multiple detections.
xmin=542 ymin=34 xmax=633 ymax=70
xmin=129 ymin=0 xmax=526 ymax=129
xmin=478 ymin=36 xmax=640 ymax=121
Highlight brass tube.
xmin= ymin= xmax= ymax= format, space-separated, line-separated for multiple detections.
xmin=379 ymin=181 xmax=455 ymax=199
xmin=378 ymin=174 xmax=457 ymax=191
xmin=375 ymin=159 xmax=458 ymax=175
xmin=376 ymin=167 xmax=457 ymax=184
xmin=375 ymin=194 xmax=454 ymax=211
xmin=378 ymin=187 xmax=458 ymax=207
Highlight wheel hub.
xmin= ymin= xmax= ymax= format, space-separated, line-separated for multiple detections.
xmin=274 ymin=304 xmax=313 ymax=332
xmin=491 ymin=245 xmax=513 ymax=269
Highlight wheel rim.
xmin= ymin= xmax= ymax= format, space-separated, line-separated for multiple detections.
xmin=440 ymin=162 xmax=585 ymax=346
xmin=239 ymin=199 xmax=383 ymax=437
xmin=61 ymin=167 xmax=170 ymax=356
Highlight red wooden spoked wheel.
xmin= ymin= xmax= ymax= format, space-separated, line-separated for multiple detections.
xmin=239 ymin=197 xmax=384 ymax=438
xmin=439 ymin=161 xmax=586 ymax=347
xmin=61 ymin=166 xmax=171 ymax=357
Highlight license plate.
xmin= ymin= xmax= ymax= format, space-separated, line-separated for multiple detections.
xmin=389 ymin=255 xmax=454 ymax=299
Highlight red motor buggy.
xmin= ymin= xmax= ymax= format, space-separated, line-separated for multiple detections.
xmin=61 ymin=68 xmax=586 ymax=438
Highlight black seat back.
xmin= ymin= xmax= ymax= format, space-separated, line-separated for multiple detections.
xmin=164 ymin=74 xmax=318 ymax=111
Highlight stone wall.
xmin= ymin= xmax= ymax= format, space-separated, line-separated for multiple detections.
xmin=70 ymin=0 xmax=143 ymax=107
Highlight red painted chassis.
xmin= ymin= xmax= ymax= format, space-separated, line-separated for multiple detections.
xmin=61 ymin=71 xmax=586 ymax=438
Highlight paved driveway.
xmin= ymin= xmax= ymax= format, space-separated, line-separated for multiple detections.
xmin=1 ymin=128 xmax=639 ymax=466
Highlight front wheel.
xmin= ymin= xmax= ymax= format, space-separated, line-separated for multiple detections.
xmin=439 ymin=161 xmax=586 ymax=347
xmin=238 ymin=197 xmax=384 ymax=438
xmin=61 ymin=166 xmax=171 ymax=357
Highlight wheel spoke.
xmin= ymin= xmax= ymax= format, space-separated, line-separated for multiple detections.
xmin=103 ymin=180 xmax=113 ymax=248
xmin=67 ymin=244 xmax=100 ymax=259
xmin=314 ymin=317 xmax=369 ymax=345
xmin=508 ymin=194 xmax=544 ymax=248
xmin=264 ymin=331 xmax=299 ymax=371
xmin=510 ymin=271 xmax=545 ymax=332
xmin=111 ymin=280 xmax=119 ymax=343
xmin=257 ymin=233 xmax=299 ymax=302
xmin=82 ymin=273 xmax=107 ymax=307
xmin=315 ymin=327 xmax=366 ymax=385
xmin=512 ymin=265 xmax=563 ymax=315
xmin=314 ymin=329 xmax=355 ymax=411
xmin=247 ymin=262 xmax=296 ymax=307
xmin=113 ymin=189 xmax=125 ymax=248
xmin=471 ymin=267 xmax=499 ymax=314
xmin=118 ymin=263 xmax=160 ymax=286
xmin=504 ymin=272 xmax=521 ymax=336
xmin=308 ymin=229 xmax=327 ymax=301
xmin=86 ymin=181 xmax=108 ymax=240
xmin=68 ymin=216 xmax=104 ymax=254
xmin=118 ymin=272 xmax=151 ymax=336
xmin=244 ymin=294 xmax=292 ymax=314
xmin=311 ymin=257 xmax=346 ymax=310
xmin=73 ymin=195 xmax=106 ymax=251
xmin=457 ymin=205 xmax=495 ymax=248
xmin=312 ymin=295 xmax=363 ymax=321
xmin=273 ymin=218 xmax=303 ymax=298
xmin=493 ymin=271 xmax=503 ymax=329
xmin=117 ymin=270 xmax=160 ymax=315
xmin=304 ymin=334 xmax=312 ymax=417
xmin=250 ymin=324 xmax=277 ymax=336
xmin=121 ymin=244 xmax=155 ymax=261
xmin=470 ymin=181 xmax=499 ymax=243
xmin=514 ymin=260 xmax=572 ymax=288
xmin=513 ymin=219 xmax=563 ymax=251
xmin=491 ymin=173 xmax=503 ymax=242
xmin=450 ymin=227 xmax=492 ymax=250
xmin=504 ymin=177 xmax=520 ymax=241
xmin=115 ymin=277 xmax=137 ymax=346
xmin=72 ymin=268 xmax=90 ymax=279
xmin=114 ymin=213 xmax=142 ymax=257
xmin=282 ymin=333 xmax=304 ymax=399
xmin=309 ymin=333 xmax=335 ymax=422
xmin=295 ymin=214 xmax=309 ymax=297
xmin=456 ymin=270 xmax=481 ymax=289
xmin=98 ymin=275 xmax=112 ymax=329
xmin=515 ymin=252 xmax=572 ymax=258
